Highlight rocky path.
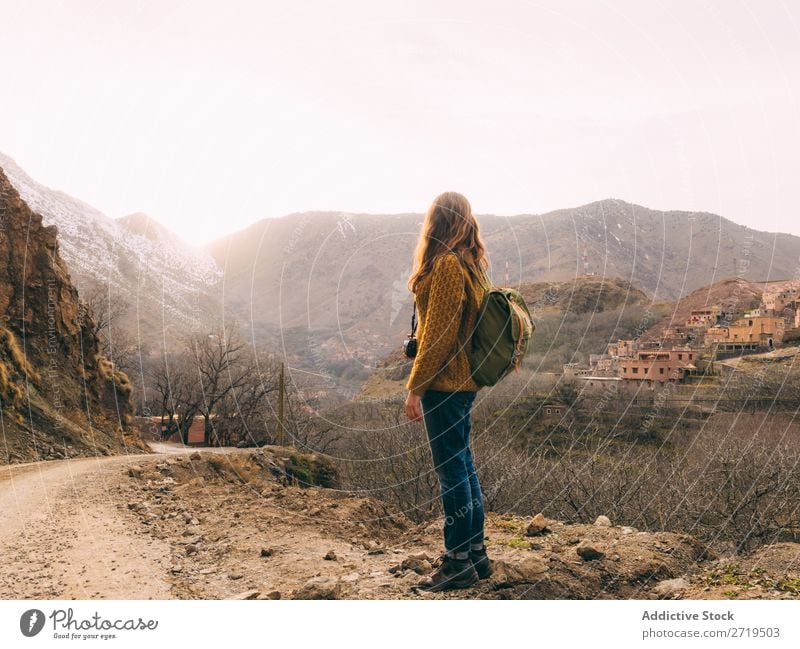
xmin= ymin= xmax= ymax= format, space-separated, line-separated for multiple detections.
xmin=0 ymin=452 xmax=173 ymax=598
xmin=0 ymin=445 xmax=247 ymax=599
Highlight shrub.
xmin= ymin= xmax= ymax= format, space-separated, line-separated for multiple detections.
xmin=284 ymin=452 xmax=337 ymax=488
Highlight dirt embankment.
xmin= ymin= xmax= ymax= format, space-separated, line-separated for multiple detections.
xmin=1 ymin=446 xmax=799 ymax=600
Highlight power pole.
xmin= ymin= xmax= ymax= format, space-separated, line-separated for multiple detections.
xmin=278 ymin=362 xmax=285 ymax=447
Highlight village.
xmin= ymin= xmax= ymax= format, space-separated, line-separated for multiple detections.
xmin=561 ymin=283 xmax=800 ymax=398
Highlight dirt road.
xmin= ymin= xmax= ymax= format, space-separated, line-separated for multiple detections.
xmin=0 ymin=444 xmax=240 ymax=599
xmin=0 ymin=444 xmax=426 ymax=600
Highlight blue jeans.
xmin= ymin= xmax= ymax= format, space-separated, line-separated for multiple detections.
xmin=421 ymin=389 xmax=485 ymax=555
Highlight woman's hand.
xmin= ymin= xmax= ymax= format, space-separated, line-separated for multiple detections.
xmin=405 ymin=391 xmax=423 ymax=422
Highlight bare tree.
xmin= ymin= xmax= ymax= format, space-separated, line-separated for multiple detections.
xmin=183 ymin=325 xmax=254 ymax=446
xmin=147 ymin=353 xmax=202 ymax=444
xmin=214 ymin=352 xmax=282 ymax=446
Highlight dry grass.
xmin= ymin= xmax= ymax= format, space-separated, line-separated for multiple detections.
xmin=0 ymin=326 xmax=40 ymax=382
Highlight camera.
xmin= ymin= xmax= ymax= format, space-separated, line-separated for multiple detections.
xmin=404 ymin=300 xmax=418 ymax=358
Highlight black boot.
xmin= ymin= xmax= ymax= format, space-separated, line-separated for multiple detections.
xmin=418 ymin=554 xmax=479 ymax=592
xmin=470 ymin=547 xmax=492 ymax=579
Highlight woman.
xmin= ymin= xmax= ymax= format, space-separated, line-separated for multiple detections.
xmin=404 ymin=191 xmax=491 ymax=592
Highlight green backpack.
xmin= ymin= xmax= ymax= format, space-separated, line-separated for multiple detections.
xmin=458 ymin=267 xmax=535 ymax=386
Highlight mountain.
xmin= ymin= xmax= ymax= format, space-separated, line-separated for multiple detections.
xmin=115 ymin=211 xmax=182 ymax=244
xmin=0 ymin=167 xmax=145 ymax=463
xmin=0 ymin=152 xmax=222 ymax=347
xmin=209 ymin=200 xmax=800 ymax=386
xmin=6 ymin=149 xmax=800 ymax=397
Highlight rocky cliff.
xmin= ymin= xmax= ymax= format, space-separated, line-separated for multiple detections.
xmin=0 ymin=167 xmax=144 ymax=463
xmin=0 ymin=152 xmax=222 ymax=352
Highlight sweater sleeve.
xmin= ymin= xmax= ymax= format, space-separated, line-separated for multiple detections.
xmin=405 ymin=253 xmax=466 ymax=396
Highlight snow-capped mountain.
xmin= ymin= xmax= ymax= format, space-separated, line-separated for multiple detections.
xmin=0 ymin=151 xmax=222 ymax=339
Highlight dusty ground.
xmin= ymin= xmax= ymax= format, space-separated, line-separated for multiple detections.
xmin=1 ymin=444 xmax=798 ymax=600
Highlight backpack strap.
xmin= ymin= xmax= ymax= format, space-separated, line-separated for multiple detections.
xmin=455 ymin=263 xmax=492 ymax=353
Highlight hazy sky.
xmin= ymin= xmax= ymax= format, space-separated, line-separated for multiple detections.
xmin=1 ymin=0 xmax=798 ymax=244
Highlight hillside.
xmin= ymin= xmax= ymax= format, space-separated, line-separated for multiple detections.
xmin=358 ymin=274 xmax=653 ymax=399
xmin=0 ymin=152 xmax=222 ymax=347
xmin=0 ymin=168 xmax=146 ymax=463
xmin=639 ymin=277 xmax=798 ymax=342
xmin=517 ymin=274 xmax=650 ymax=315
xmin=115 ymin=211 xmax=183 ymax=244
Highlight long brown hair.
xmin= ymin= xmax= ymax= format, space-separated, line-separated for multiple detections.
xmin=407 ymin=191 xmax=489 ymax=293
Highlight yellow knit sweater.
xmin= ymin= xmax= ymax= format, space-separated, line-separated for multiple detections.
xmin=406 ymin=252 xmax=487 ymax=396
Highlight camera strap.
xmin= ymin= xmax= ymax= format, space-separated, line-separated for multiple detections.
xmin=410 ymin=300 xmax=417 ymax=337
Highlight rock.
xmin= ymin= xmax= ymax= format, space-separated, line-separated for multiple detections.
xmin=631 ymin=558 xmax=672 ymax=582
xmin=526 ymin=513 xmax=550 ymax=537
xmin=390 ymin=553 xmax=433 ymax=575
xmin=260 ymin=548 xmax=274 ymax=557
xmin=292 ymin=577 xmax=342 ymax=600
xmin=489 ymin=558 xmax=549 ymax=588
xmin=653 ymin=577 xmax=689 ymax=598
xmin=127 ymin=465 xmax=144 ymax=479
xmin=175 ymin=477 xmax=205 ymax=492
xmin=576 ymin=544 xmax=605 ymax=561
xmin=265 ymin=591 xmax=282 ymax=600
xmin=185 ymin=544 xmax=198 ymax=556
xmin=323 ymin=550 xmax=337 ymax=561
xmin=594 ymin=515 xmax=612 ymax=527
xmin=620 ymin=526 xmax=637 ymax=535
xmin=367 ymin=546 xmax=386 ymax=555
xmin=228 ymin=573 xmax=244 ymax=581
xmin=199 ymin=567 xmax=217 ymax=575
xmin=231 ymin=590 xmax=260 ymax=600
xmin=189 ymin=451 xmax=202 ymax=461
